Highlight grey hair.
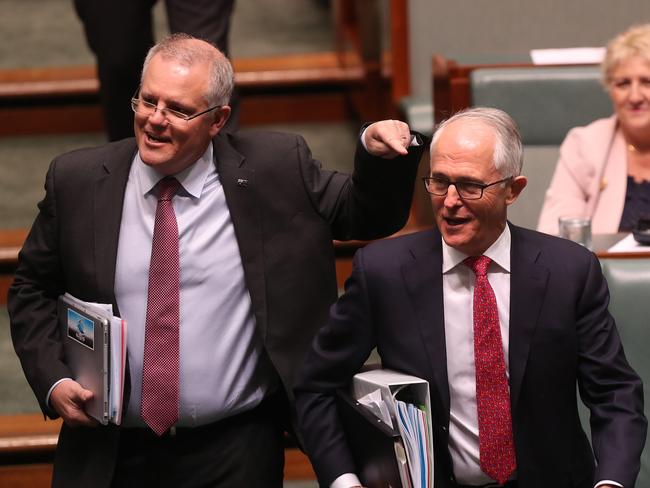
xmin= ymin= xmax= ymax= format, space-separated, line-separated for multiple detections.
xmin=141 ymin=33 xmax=234 ymax=107
xmin=430 ymin=107 xmax=524 ymax=178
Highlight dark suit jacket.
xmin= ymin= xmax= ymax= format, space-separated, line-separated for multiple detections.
xmin=8 ymin=129 xmax=424 ymax=487
xmin=294 ymin=225 xmax=646 ymax=488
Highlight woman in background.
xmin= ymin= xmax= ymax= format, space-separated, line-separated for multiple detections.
xmin=538 ymin=24 xmax=650 ymax=234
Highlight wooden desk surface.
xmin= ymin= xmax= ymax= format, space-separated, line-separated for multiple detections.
xmin=594 ymin=233 xmax=650 ymax=259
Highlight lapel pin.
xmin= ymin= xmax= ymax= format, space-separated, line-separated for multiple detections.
xmin=237 ymin=178 xmax=249 ymax=188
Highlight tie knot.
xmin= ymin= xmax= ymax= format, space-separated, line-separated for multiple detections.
xmin=157 ymin=177 xmax=180 ymax=202
xmin=464 ymin=255 xmax=491 ymax=277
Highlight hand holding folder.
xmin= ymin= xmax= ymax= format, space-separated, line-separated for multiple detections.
xmin=49 ymin=378 xmax=98 ymax=427
xmin=57 ymin=293 xmax=127 ymax=425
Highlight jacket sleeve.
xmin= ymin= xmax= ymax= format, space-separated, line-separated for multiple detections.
xmin=297 ymin=130 xmax=426 ymax=241
xmin=576 ymin=253 xmax=647 ymax=486
xmin=294 ymin=248 xmax=377 ymax=486
xmin=8 ymin=158 xmax=71 ymax=417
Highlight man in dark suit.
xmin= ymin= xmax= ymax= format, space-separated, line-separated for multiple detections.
xmin=294 ymin=107 xmax=646 ymax=488
xmin=8 ymin=33 xmax=425 ymax=487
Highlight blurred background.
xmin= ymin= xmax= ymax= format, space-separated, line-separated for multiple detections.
xmin=1 ymin=1 xmax=650 ymax=486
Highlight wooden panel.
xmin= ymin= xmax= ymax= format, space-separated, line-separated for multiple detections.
xmin=284 ymin=448 xmax=316 ymax=480
xmin=0 ymin=105 xmax=104 ymax=136
xmin=335 ymin=257 xmax=353 ymax=290
xmin=0 ymin=414 xmax=60 ymax=456
xmin=238 ymin=91 xmax=356 ymax=125
xmin=0 ymin=463 xmax=52 ymax=488
xmin=390 ymin=0 xmax=411 ymax=102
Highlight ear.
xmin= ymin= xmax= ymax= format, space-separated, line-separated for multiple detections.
xmin=209 ymin=105 xmax=232 ymax=137
xmin=505 ymin=175 xmax=527 ymax=206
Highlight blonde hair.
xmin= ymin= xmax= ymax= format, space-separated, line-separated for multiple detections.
xmin=603 ymin=24 xmax=650 ymax=84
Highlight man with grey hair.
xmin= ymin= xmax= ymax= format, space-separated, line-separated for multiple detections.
xmin=8 ymin=33 xmax=426 ymax=487
xmin=295 ymin=107 xmax=646 ymax=488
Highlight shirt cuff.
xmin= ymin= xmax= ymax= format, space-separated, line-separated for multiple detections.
xmin=46 ymin=377 xmax=73 ymax=410
xmin=330 ymin=472 xmax=362 ymax=488
xmin=595 ymin=481 xmax=623 ymax=488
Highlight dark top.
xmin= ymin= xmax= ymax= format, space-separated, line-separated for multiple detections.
xmin=619 ymin=175 xmax=650 ymax=231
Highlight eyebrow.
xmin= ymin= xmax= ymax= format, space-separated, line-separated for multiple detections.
xmin=429 ymin=172 xmax=483 ymax=184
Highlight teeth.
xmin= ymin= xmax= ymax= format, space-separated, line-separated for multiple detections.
xmin=148 ymin=133 xmax=165 ymax=142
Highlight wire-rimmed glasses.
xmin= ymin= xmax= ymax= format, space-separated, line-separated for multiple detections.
xmin=130 ymin=87 xmax=221 ymax=126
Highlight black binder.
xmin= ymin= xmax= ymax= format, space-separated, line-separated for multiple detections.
xmin=337 ymin=390 xmax=411 ymax=488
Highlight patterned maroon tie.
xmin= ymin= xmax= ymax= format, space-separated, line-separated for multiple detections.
xmin=464 ymin=256 xmax=516 ymax=485
xmin=141 ymin=177 xmax=181 ymax=435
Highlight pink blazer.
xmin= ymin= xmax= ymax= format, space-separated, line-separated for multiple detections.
xmin=537 ymin=115 xmax=627 ymax=235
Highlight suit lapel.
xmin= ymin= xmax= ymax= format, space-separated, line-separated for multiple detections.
xmin=401 ymin=230 xmax=450 ymax=421
xmin=213 ymin=134 xmax=268 ymax=340
xmin=508 ymin=224 xmax=549 ymax=410
xmin=93 ymin=140 xmax=137 ymax=311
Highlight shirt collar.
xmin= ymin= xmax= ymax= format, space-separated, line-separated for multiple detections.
xmin=441 ymin=224 xmax=511 ymax=274
xmin=135 ymin=142 xmax=215 ymax=199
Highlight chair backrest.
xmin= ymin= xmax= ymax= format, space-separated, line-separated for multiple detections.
xmin=470 ymin=66 xmax=611 ymax=145
xmin=507 ymin=146 xmax=559 ymax=229
xmin=469 ymin=65 xmax=613 ymax=229
xmin=600 ymin=258 xmax=650 ymax=485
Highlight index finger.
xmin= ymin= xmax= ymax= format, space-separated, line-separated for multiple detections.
xmin=385 ymin=135 xmax=409 ymax=155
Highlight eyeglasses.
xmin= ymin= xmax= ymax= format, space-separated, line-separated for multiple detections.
xmin=130 ymin=88 xmax=221 ymax=126
xmin=422 ymin=176 xmax=512 ymax=200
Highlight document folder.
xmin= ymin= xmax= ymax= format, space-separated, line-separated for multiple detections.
xmin=351 ymin=369 xmax=434 ymax=488
xmin=337 ymin=390 xmax=410 ymax=488
xmin=58 ymin=294 xmax=126 ymax=425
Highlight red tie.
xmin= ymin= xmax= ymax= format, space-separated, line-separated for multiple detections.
xmin=464 ymin=256 xmax=516 ymax=485
xmin=141 ymin=177 xmax=181 ymax=435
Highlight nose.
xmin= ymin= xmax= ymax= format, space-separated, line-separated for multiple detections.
xmin=147 ymin=105 xmax=168 ymax=125
xmin=629 ymin=81 xmax=644 ymax=103
xmin=443 ymin=183 xmax=463 ymax=208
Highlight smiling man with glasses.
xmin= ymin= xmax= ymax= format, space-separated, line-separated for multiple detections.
xmin=295 ymin=107 xmax=645 ymax=488
xmin=8 ymin=33 xmax=426 ymax=488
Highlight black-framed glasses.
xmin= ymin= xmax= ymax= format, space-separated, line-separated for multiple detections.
xmin=130 ymin=87 xmax=221 ymax=126
xmin=422 ymin=176 xmax=512 ymax=200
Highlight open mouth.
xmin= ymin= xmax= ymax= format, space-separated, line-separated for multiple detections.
xmin=145 ymin=131 xmax=170 ymax=144
xmin=444 ymin=216 xmax=471 ymax=227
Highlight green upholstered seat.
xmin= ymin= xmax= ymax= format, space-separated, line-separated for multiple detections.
xmin=600 ymin=258 xmax=650 ymax=486
xmin=470 ymin=66 xmax=611 ymax=145
xmin=400 ymin=95 xmax=434 ymax=136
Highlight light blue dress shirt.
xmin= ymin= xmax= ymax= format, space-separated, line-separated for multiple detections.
xmin=115 ymin=143 xmax=276 ymax=428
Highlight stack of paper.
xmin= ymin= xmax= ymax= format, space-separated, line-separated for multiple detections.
xmin=530 ymin=47 xmax=605 ymax=65
xmin=396 ymin=400 xmax=433 ymax=488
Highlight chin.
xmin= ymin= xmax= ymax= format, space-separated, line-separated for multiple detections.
xmin=440 ymin=232 xmax=469 ymax=250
